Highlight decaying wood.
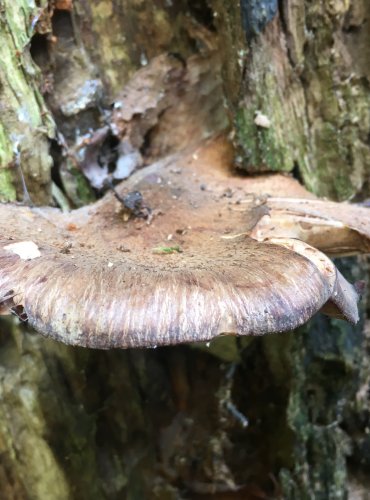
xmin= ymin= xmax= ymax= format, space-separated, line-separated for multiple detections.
xmin=213 ymin=0 xmax=370 ymax=201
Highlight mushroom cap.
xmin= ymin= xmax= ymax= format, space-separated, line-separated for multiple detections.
xmin=0 ymin=229 xmax=332 ymax=348
xmin=0 ymin=138 xmax=366 ymax=348
xmin=250 ymin=198 xmax=370 ymax=256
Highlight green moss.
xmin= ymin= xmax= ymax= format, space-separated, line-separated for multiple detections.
xmin=0 ymin=122 xmax=13 ymax=167
xmin=236 ymin=108 xmax=292 ymax=172
xmin=233 ymin=40 xmax=307 ymax=174
xmin=74 ymin=169 xmax=95 ymax=206
xmin=0 ymin=169 xmax=16 ymax=202
xmin=221 ymin=0 xmax=370 ymax=200
xmin=312 ymin=123 xmax=355 ymax=200
xmin=59 ymin=161 xmax=96 ymax=207
xmin=152 ymin=245 xmax=182 ymax=255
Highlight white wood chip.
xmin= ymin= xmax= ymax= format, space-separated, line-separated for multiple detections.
xmin=4 ymin=241 xmax=41 ymax=260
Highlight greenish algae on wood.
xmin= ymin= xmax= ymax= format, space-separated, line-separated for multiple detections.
xmin=0 ymin=169 xmax=16 ymax=202
xmin=264 ymin=258 xmax=367 ymax=499
xmin=59 ymin=160 xmax=96 ymax=208
xmin=214 ymin=0 xmax=370 ymax=201
xmin=74 ymin=0 xmax=204 ymax=97
xmin=0 ymin=322 xmax=100 ymax=500
xmin=0 ymin=0 xmax=55 ymax=204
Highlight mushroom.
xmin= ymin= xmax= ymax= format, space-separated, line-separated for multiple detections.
xmin=0 ymin=137 xmax=368 ymax=349
xmin=249 ymin=198 xmax=370 ymax=256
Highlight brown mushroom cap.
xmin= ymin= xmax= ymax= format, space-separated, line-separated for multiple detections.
xmin=0 ymin=138 xmax=367 ymax=348
xmin=0 ymin=229 xmax=332 ymax=348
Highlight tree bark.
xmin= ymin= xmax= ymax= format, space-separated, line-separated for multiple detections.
xmin=214 ymin=0 xmax=370 ymax=201
xmin=0 ymin=1 xmax=369 ymax=499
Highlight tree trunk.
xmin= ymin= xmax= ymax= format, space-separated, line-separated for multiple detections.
xmin=0 ymin=1 xmax=369 ymax=499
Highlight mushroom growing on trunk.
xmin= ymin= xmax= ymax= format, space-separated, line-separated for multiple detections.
xmin=0 ymin=135 xmax=368 ymax=348
xmin=1 ymin=54 xmax=368 ymax=349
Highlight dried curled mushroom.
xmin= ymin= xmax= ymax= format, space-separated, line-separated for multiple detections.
xmin=0 ymin=137 xmax=368 ymax=349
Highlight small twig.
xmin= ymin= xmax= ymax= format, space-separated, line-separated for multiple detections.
xmin=105 ymin=178 xmax=152 ymax=220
